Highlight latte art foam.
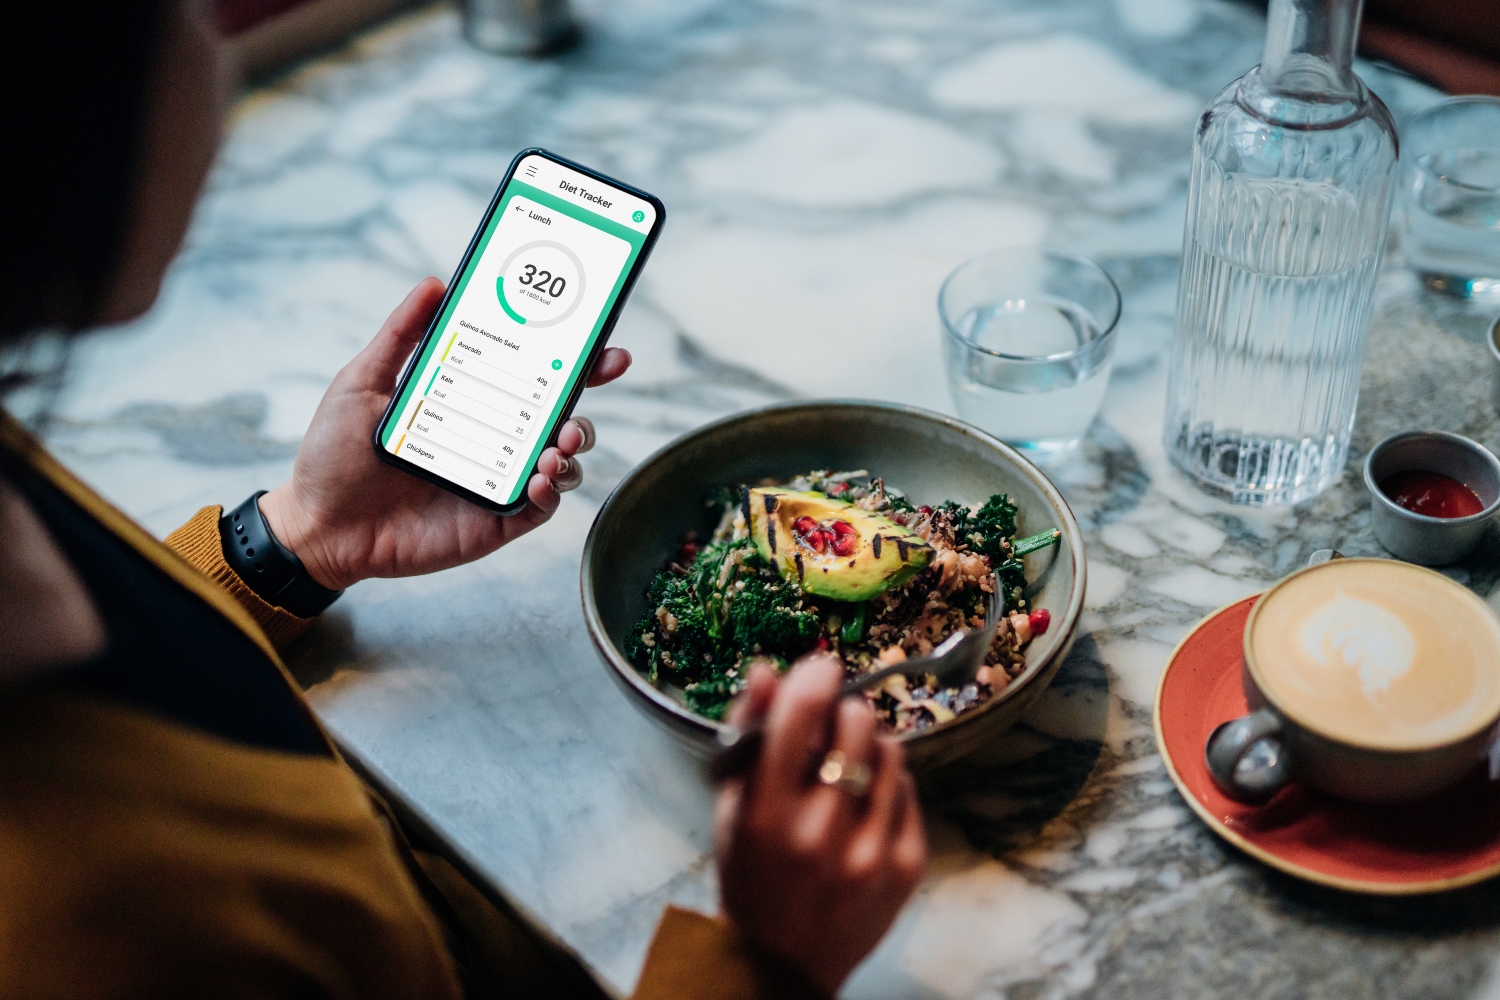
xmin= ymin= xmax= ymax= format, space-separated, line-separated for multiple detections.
xmin=1297 ymin=589 xmax=1415 ymax=698
xmin=1249 ymin=560 xmax=1500 ymax=750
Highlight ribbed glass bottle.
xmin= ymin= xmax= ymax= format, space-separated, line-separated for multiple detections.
xmin=1163 ymin=0 xmax=1398 ymax=506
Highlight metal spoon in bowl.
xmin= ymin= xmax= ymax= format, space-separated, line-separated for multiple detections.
xmin=707 ymin=573 xmax=1005 ymax=783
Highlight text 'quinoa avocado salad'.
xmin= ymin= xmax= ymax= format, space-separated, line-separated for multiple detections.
xmin=624 ymin=471 xmax=1061 ymax=732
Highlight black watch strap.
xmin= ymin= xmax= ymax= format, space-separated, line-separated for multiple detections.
xmin=219 ymin=491 xmax=343 ymax=618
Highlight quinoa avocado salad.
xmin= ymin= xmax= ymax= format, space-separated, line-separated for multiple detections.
xmin=624 ymin=470 xmax=1062 ymax=732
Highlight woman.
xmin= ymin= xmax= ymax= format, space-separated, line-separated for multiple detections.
xmin=0 ymin=1 xmax=926 ymax=998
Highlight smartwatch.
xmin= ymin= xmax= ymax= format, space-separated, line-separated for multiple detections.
xmin=219 ymin=491 xmax=343 ymax=618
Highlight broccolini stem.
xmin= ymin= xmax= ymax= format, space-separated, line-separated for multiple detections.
xmin=1011 ymin=528 xmax=1061 ymax=557
xmin=839 ymin=602 xmax=868 ymax=644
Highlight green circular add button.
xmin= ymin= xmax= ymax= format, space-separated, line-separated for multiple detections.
xmin=551 ymin=359 xmax=563 ymax=370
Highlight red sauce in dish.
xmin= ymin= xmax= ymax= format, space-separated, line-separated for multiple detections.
xmin=1379 ymin=470 xmax=1485 ymax=518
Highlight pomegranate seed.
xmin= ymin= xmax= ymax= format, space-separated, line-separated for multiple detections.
xmin=918 ymin=505 xmax=933 ymax=516
xmin=816 ymin=635 xmax=829 ymax=650
xmin=828 ymin=482 xmax=849 ymax=495
xmin=807 ymin=530 xmax=828 ymax=553
xmin=831 ymin=535 xmax=857 ymax=557
xmin=829 ymin=520 xmax=856 ymax=537
xmin=677 ymin=541 xmax=700 ymax=563
xmin=1028 ymin=609 xmax=1051 ymax=635
xmin=793 ymin=516 xmax=816 ymax=534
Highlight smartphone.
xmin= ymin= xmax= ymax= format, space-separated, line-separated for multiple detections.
xmin=374 ymin=149 xmax=664 ymax=514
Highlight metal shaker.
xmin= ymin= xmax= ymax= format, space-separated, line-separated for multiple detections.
xmin=462 ymin=0 xmax=575 ymax=55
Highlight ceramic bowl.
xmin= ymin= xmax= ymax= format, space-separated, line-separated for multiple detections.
xmin=580 ymin=400 xmax=1087 ymax=773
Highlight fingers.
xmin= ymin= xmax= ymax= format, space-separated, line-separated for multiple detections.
xmin=758 ymin=653 xmax=842 ymax=801
xmin=523 ymin=472 xmax=561 ymax=521
xmin=510 ymin=417 xmax=597 ymax=526
xmin=585 ymin=347 xmax=632 ymax=387
xmin=490 ymin=474 xmax=561 ymax=542
xmin=713 ymin=771 xmax=746 ymax=863
xmin=525 ymin=420 xmax=596 ymax=511
xmin=555 ymin=417 xmax=597 ymax=456
xmin=827 ymin=698 xmax=877 ymax=798
xmin=727 ymin=659 xmax=779 ymax=730
xmin=714 ymin=649 xmax=925 ymax=993
xmin=715 ymin=662 xmax=778 ymax=869
xmin=788 ymin=694 xmax=875 ymax=857
xmin=843 ymin=738 xmax=904 ymax=881
xmin=823 ymin=697 xmax=878 ymax=810
xmin=349 ymin=278 xmax=446 ymax=392
xmin=536 ymin=448 xmax=583 ymax=493
xmin=889 ymin=771 xmax=928 ymax=893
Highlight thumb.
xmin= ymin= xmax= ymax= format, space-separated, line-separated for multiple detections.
xmin=349 ymin=277 xmax=447 ymax=392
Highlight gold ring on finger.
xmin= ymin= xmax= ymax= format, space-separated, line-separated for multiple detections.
xmin=818 ymin=750 xmax=873 ymax=798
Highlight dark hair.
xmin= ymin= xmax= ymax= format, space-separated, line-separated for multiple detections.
xmin=0 ymin=0 xmax=169 ymax=347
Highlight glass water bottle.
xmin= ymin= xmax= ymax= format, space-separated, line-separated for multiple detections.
xmin=1163 ymin=0 xmax=1398 ymax=506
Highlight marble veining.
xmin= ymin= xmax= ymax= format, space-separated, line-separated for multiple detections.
xmin=32 ymin=0 xmax=1500 ymax=995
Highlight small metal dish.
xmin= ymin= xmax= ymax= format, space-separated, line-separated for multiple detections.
xmin=579 ymin=400 xmax=1087 ymax=773
xmin=1363 ymin=430 xmax=1500 ymax=565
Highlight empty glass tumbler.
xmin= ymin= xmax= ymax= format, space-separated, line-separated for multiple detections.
xmin=1398 ymin=96 xmax=1500 ymax=303
xmin=941 ymin=248 xmax=1121 ymax=465
xmin=1163 ymin=0 xmax=1398 ymax=506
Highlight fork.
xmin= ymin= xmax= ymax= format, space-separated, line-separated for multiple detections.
xmin=707 ymin=574 xmax=1005 ymax=783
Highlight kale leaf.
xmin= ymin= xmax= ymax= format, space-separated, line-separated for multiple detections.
xmin=626 ymin=537 xmax=816 ymax=720
xmin=930 ymin=493 xmax=1023 ymax=606
xmin=995 ymin=557 xmax=1027 ymax=608
xmin=967 ymin=493 xmax=1019 ymax=560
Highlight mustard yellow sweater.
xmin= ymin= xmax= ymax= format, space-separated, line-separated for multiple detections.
xmin=0 ymin=414 xmax=822 ymax=1000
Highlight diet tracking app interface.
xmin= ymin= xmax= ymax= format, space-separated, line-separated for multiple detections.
xmin=381 ymin=154 xmax=655 ymax=506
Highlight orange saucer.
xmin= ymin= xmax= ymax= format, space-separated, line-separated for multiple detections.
xmin=1154 ymin=595 xmax=1500 ymax=895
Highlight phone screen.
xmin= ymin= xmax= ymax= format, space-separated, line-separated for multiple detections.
xmin=376 ymin=151 xmax=661 ymax=511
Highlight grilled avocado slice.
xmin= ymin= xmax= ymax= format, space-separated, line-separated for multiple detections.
xmin=745 ymin=487 xmax=931 ymax=601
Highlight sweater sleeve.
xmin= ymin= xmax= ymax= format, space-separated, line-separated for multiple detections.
xmin=164 ymin=506 xmax=318 ymax=650
xmin=632 ymin=907 xmax=829 ymax=1000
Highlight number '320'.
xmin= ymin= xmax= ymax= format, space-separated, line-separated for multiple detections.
xmin=517 ymin=264 xmax=566 ymax=297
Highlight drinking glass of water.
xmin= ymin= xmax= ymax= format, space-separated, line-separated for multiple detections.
xmin=940 ymin=248 xmax=1121 ymax=465
xmin=1399 ymin=96 xmax=1500 ymax=303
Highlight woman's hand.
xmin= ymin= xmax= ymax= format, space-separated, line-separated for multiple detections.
xmin=258 ymin=277 xmax=630 ymax=591
xmin=713 ymin=654 xmax=927 ymax=996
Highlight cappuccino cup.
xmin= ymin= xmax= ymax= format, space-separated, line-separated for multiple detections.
xmin=1206 ymin=558 xmax=1500 ymax=804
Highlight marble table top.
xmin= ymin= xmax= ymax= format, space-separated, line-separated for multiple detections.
xmin=36 ymin=0 xmax=1500 ymax=995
